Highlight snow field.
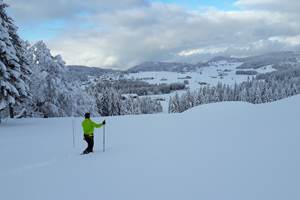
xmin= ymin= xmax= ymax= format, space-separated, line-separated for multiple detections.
xmin=125 ymin=62 xmax=276 ymax=91
xmin=0 ymin=95 xmax=300 ymax=200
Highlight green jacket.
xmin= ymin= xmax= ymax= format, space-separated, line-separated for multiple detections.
xmin=82 ymin=119 xmax=103 ymax=136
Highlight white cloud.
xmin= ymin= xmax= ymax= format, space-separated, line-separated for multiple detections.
xmin=7 ymin=0 xmax=300 ymax=68
xmin=178 ymin=47 xmax=228 ymax=57
xmin=269 ymin=35 xmax=300 ymax=46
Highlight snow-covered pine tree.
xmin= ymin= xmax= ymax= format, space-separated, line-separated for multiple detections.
xmin=121 ymin=97 xmax=141 ymax=115
xmin=0 ymin=1 xmax=31 ymax=118
xmin=139 ymin=97 xmax=162 ymax=114
xmin=4 ymin=14 xmax=31 ymax=102
xmin=240 ymin=88 xmax=248 ymax=102
xmin=168 ymin=93 xmax=181 ymax=113
xmin=96 ymin=87 xmax=116 ymax=116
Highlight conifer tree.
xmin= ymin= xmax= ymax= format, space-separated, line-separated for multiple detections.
xmin=0 ymin=1 xmax=31 ymax=118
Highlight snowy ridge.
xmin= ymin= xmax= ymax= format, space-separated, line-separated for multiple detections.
xmin=1 ymin=96 xmax=300 ymax=200
xmin=127 ymin=51 xmax=300 ymax=73
xmin=184 ymin=92 xmax=300 ymax=114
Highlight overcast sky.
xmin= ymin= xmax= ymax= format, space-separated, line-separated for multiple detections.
xmin=6 ymin=0 xmax=300 ymax=68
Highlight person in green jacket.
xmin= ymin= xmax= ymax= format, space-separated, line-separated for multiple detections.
xmin=82 ymin=113 xmax=105 ymax=154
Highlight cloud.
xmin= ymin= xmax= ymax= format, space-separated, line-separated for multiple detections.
xmin=236 ymin=0 xmax=300 ymax=13
xmin=178 ymin=47 xmax=228 ymax=57
xmin=269 ymin=35 xmax=300 ymax=46
xmin=6 ymin=0 xmax=300 ymax=68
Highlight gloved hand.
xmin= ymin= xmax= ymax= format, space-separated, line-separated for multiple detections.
xmin=102 ymin=120 xmax=106 ymax=125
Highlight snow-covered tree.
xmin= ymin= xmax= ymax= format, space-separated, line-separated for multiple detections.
xmin=139 ymin=97 xmax=162 ymax=114
xmin=96 ymin=87 xmax=122 ymax=116
xmin=0 ymin=1 xmax=31 ymax=119
xmin=168 ymin=93 xmax=181 ymax=113
xmin=26 ymin=41 xmax=98 ymax=117
xmin=26 ymin=41 xmax=69 ymax=117
xmin=121 ymin=97 xmax=141 ymax=115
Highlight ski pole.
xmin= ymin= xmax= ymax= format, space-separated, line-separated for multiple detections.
xmin=103 ymin=124 xmax=106 ymax=152
xmin=72 ymin=117 xmax=75 ymax=148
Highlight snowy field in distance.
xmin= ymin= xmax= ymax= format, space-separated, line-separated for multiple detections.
xmin=126 ymin=62 xmax=277 ymax=112
xmin=1 ymin=95 xmax=299 ymax=200
xmin=125 ymin=62 xmax=276 ymax=91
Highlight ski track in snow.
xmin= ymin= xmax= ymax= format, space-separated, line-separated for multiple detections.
xmin=1 ymin=159 xmax=56 ymax=177
xmin=0 ymin=152 xmax=79 ymax=177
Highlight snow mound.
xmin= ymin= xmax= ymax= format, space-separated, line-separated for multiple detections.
xmin=1 ymin=96 xmax=300 ymax=200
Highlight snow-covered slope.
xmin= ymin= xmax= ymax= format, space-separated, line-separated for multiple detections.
xmin=1 ymin=96 xmax=300 ymax=200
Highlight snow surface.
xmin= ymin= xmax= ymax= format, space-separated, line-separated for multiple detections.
xmin=125 ymin=62 xmax=276 ymax=90
xmin=1 ymin=95 xmax=300 ymax=200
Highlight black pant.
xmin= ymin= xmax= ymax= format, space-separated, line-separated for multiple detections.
xmin=83 ymin=135 xmax=94 ymax=154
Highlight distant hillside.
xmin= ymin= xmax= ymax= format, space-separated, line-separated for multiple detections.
xmin=236 ymin=51 xmax=300 ymax=70
xmin=127 ymin=61 xmax=199 ymax=73
xmin=208 ymin=56 xmax=243 ymax=63
xmin=126 ymin=51 xmax=300 ymax=73
xmin=66 ymin=51 xmax=300 ymax=76
xmin=67 ymin=65 xmax=120 ymax=81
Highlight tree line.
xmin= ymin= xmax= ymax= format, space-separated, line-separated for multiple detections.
xmin=169 ymin=76 xmax=299 ymax=113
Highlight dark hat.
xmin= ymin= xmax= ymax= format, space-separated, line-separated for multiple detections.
xmin=84 ymin=113 xmax=90 ymax=119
